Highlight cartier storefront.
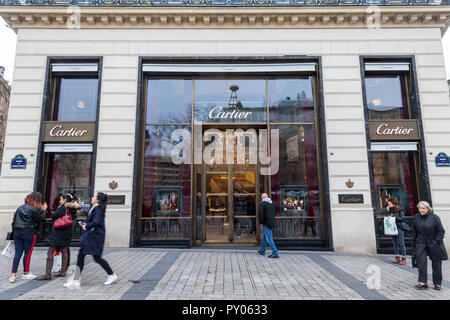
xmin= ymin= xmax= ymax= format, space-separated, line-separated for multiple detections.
xmin=29 ymin=62 xmax=102 ymax=243
xmin=133 ymin=59 xmax=331 ymax=249
xmin=1 ymin=2 xmax=449 ymax=254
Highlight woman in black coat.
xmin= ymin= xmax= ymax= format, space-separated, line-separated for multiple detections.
xmin=36 ymin=193 xmax=80 ymax=280
xmin=412 ymin=201 xmax=447 ymax=290
xmin=63 ymin=192 xmax=118 ymax=288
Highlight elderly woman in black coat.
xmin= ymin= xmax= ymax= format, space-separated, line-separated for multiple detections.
xmin=412 ymin=201 xmax=448 ymax=290
xmin=63 ymin=192 xmax=118 ymax=288
xmin=36 ymin=193 xmax=80 ymax=280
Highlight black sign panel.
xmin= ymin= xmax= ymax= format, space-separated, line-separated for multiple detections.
xmin=338 ymin=194 xmax=364 ymax=204
xmin=107 ymin=195 xmax=126 ymax=205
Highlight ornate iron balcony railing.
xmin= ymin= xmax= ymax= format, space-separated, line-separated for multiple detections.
xmin=0 ymin=0 xmax=448 ymax=7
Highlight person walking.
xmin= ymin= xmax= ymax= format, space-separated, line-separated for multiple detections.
xmin=63 ymin=192 xmax=118 ymax=288
xmin=9 ymin=192 xmax=47 ymax=283
xmin=258 ymin=193 xmax=279 ymax=258
xmin=412 ymin=201 xmax=447 ymax=290
xmin=62 ymin=193 xmax=80 ymax=275
xmin=36 ymin=193 xmax=80 ymax=280
xmin=386 ymin=197 xmax=408 ymax=265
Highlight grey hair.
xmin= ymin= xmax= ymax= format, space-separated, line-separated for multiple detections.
xmin=417 ymin=201 xmax=432 ymax=212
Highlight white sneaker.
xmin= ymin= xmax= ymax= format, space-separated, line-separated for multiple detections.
xmin=104 ymin=274 xmax=118 ymax=285
xmin=9 ymin=275 xmax=16 ymax=283
xmin=63 ymin=279 xmax=80 ymax=289
xmin=22 ymin=272 xmax=37 ymax=280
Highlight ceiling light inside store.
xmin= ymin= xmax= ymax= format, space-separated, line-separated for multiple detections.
xmin=372 ymin=99 xmax=382 ymax=106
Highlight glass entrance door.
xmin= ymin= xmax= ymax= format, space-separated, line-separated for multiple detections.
xmin=199 ymin=128 xmax=262 ymax=243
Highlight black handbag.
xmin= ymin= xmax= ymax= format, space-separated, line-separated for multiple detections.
xmin=6 ymin=231 xmax=14 ymax=241
xmin=411 ymin=254 xmax=417 ymax=268
xmin=7 ymin=210 xmax=17 ymax=240
xmin=440 ymin=241 xmax=448 ymax=261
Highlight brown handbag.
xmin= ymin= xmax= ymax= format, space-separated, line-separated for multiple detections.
xmin=53 ymin=208 xmax=73 ymax=229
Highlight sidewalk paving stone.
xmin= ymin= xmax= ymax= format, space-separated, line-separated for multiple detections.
xmin=1 ymin=247 xmax=449 ymax=300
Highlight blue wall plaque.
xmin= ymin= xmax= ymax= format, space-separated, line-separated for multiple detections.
xmin=11 ymin=154 xmax=27 ymax=169
xmin=435 ymin=152 xmax=450 ymax=167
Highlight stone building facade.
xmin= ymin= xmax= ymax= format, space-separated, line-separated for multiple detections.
xmin=0 ymin=1 xmax=450 ymax=254
xmin=0 ymin=67 xmax=11 ymax=175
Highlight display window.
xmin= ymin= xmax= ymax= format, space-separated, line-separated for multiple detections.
xmin=53 ymin=77 xmax=99 ymax=122
xmin=39 ymin=62 xmax=100 ymax=243
xmin=139 ymin=67 xmax=325 ymax=244
xmin=363 ymin=60 xmax=423 ymax=254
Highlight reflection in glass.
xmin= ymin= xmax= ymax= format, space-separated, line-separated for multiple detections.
xmin=233 ymin=173 xmax=255 ymax=194
xmin=273 ymin=219 xmax=321 ymax=239
xmin=46 ymin=153 xmax=93 ymax=217
xmin=194 ymin=77 xmax=266 ymax=123
xmin=271 ymin=125 xmax=320 ymax=219
xmin=206 ymin=173 xmax=228 ymax=194
xmin=365 ymin=76 xmax=408 ymax=120
xmin=372 ymin=152 xmax=418 ymax=216
xmin=147 ymin=77 xmax=192 ymax=123
xmin=233 ymin=195 xmax=256 ymax=239
xmin=55 ymin=78 xmax=98 ymax=122
xmin=203 ymin=129 xmax=258 ymax=171
xmin=195 ymin=175 xmax=202 ymax=241
xmin=206 ymin=195 xmax=228 ymax=241
xmin=205 ymin=218 xmax=228 ymax=241
xmin=140 ymin=219 xmax=191 ymax=240
xmin=269 ymin=76 xmax=315 ymax=123
xmin=206 ymin=195 xmax=227 ymax=216
xmin=142 ymin=126 xmax=191 ymax=218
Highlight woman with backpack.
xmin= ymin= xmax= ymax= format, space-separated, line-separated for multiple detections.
xmin=36 ymin=193 xmax=80 ymax=280
xmin=64 ymin=192 xmax=118 ymax=288
xmin=9 ymin=192 xmax=47 ymax=283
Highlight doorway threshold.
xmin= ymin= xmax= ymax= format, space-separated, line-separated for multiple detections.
xmin=198 ymin=243 xmax=259 ymax=250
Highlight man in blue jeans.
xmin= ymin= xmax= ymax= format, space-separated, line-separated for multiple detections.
xmin=258 ymin=193 xmax=279 ymax=258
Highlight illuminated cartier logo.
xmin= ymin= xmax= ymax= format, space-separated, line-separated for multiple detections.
xmin=208 ymin=84 xmax=252 ymax=120
xmin=208 ymin=107 xmax=251 ymax=120
xmin=376 ymin=123 xmax=414 ymax=136
xmin=49 ymin=125 xmax=88 ymax=137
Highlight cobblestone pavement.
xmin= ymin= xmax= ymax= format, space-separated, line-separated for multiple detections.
xmin=1 ymin=247 xmax=449 ymax=300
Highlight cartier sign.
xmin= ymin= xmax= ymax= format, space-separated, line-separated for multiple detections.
xmin=369 ymin=120 xmax=420 ymax=141
xmin=43 ymin=122 xmax=95 ymax=142
xmin=208 ymin=106 xmax=252 ymax=120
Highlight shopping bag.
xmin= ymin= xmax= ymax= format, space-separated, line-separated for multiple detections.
xmin=1 ymin=241 xmax=15 ymax=259
xmin=384 ymin=216 xmax=398 ymax=236
xmin=52 ymin=251 xmax=62 ymax=273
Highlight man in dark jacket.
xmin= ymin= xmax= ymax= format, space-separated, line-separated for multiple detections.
xmin=258 ymin=193 xmax=279 ymax=258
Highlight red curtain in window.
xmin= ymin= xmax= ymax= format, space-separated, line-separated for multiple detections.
xmin=46 ymin=155 xmax=62 ymax=218
xmin=400 ymin=153 xmax=418 ymax=216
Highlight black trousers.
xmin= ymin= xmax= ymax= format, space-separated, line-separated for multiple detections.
xmin=76 ymin=249 xmax=114 ymax=276
xmin=416 ymin=247 xmax=442 ymax=285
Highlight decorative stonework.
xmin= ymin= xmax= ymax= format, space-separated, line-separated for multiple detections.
xmin=0 ymin=6 xmax=449 ymax=30
xmin=0 ymin=0 xmax=447 ymax=6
